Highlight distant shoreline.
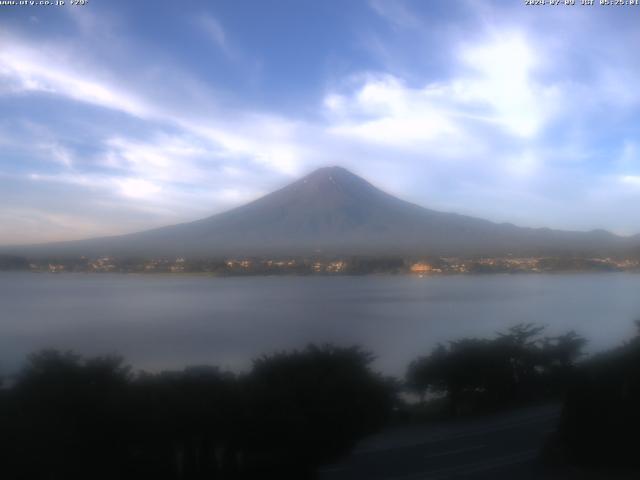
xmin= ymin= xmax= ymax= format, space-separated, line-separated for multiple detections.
xmin=3 ymin=253 xmax=640 ymax=276
xmin=4 ymin=269 xmax=640 ymax=277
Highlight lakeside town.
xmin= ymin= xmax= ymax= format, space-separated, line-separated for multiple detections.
xmin=2 ymin=254 xmax=639 ymax=275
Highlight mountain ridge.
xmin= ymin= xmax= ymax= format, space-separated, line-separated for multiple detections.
xmin=3 ymin=166 xmax=639 ymax=258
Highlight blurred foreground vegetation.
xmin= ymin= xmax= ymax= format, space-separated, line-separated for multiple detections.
xmin=406 ymin=323 xmax=586 ymax=416
xmin=0 ymin=345 xmax=394 ymax=480
xmin=1 ymin=322 xmax=640 ymax=478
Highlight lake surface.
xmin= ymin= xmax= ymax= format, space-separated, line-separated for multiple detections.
xmin=1 ymin=272 xmax=640 ymax=377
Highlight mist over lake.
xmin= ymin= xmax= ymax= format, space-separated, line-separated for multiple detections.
xmin=2 ymin=272 xmax=640 ymax=377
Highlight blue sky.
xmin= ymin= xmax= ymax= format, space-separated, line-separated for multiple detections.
xmin=1 ymin=0 xmax=640 ymax=245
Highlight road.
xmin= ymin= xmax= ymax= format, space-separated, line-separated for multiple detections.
xmin=318 ymin=404 xmax=560 ymax=480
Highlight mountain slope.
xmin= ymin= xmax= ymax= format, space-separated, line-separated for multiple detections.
xmin=4 ymin=166 xmax=638 ymax=258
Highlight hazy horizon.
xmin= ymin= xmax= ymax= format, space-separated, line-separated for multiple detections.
xmin=2 ymin=164 xmax=640 ymax=249
xmin=2 ymin=1 xmax=640 ymax=245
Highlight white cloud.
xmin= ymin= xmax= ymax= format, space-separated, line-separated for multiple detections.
xmin=0 ymin=43 xmax=151 ymax=118
xmin=194 ymin=13 xmax=258 ymax=67
xmin=368 ymin=0 xmax=421 ymax=29
xmin=0 ymin=32 xmax=305 ymax=179
xmin=0 ymin=200 xmax=127 ymax=245
xmin=617 ymin=141 xmax=639 ymax=170
xmin=621 ymin=175 xmax=640 ymax=187
xmin=183 ymin=115 xmax=308 ymax=175
xmin=326 ymin=75 xmax=459 ymax=147
xmin=216 ymin=187 xmax=262 ymax=205
xmin=323 ymin=93 xmax=345 ymax=112
xmin=507 ymin=150 xmax=540 ymax=178
xmin=197 ymin=14 xmax=229 ymax=53
xmin=103 ymin=135 xmax=208 ymax=183
xmin=116 ymin=178 xmax=162 ymax=200
xmin=326 ymin=31 xmax=561 ymax=155
xmin=455 ymin=32 xmax=560 ymax=138
xmin=39 ymin=142 xmax=74 ymax=168
xmin=28 ymin=172 xmax=109 ymax=190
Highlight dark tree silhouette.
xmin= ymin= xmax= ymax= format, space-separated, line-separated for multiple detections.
xmin=0 ymin=344 xmax=395 ymax=480
xmin=241 ymin=344 xmax=396 ymax=477
xmin=556 ymin=321 xmax=640 ymax=469
xmin=407 ymin=324 xmax=586 ymax=416
xmin=4 ymin=350 xmax=131 ymax=479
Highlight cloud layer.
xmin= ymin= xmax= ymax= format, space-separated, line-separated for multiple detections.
xmin=1 ymin=1 xmax=640 ymax=244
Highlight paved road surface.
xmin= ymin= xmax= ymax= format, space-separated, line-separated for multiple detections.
xmin=319 ymin=404 xmax=560 ymax=480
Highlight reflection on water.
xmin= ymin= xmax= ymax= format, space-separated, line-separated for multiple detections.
xmin=1 ymin=272 xmax=639 ymax=375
